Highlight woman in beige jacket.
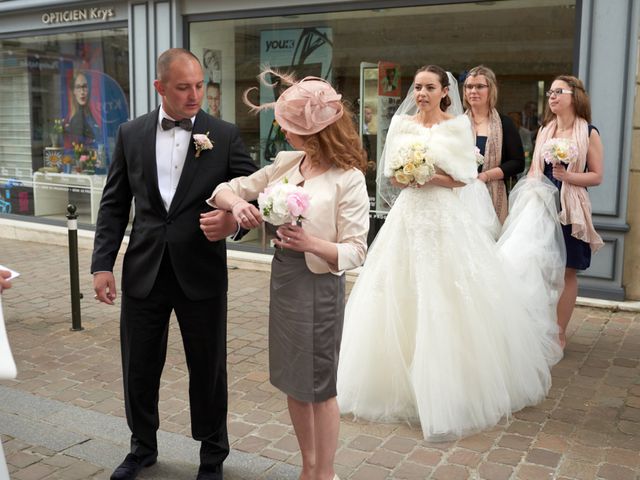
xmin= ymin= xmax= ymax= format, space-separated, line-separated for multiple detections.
xmin=208 ymin=72 xmax=369 ymax=480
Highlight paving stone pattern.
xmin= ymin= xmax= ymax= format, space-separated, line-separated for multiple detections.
xmin=1 ymin=237 xmax=639 ymax=479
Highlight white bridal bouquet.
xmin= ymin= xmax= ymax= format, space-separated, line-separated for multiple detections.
xmin=258 ymin=178 xmax=311 ymax=225
xmin=542 ymin=138 xmax=579 ymax=165
xmin=387 ymin=141 xmax=436 ymax=186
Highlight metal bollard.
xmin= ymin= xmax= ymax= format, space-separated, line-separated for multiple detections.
xmin=66 ymin=204 xmax=83 ymax=331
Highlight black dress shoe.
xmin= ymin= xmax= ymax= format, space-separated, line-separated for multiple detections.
xmin=110 ymin=453 xmax=157 ymax=480
xmin=196 ymin=463 xmax=223 ymax=480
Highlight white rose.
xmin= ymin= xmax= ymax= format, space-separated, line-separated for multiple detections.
xmin=193 ymin=134 xmax=213 ymax=149
xmin=395 ymin=172 xmax=410 ymax=184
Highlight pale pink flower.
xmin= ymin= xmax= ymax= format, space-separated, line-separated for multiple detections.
xmin=193 ymin=131 xmax=214 ymax=158
xmin=258 ymin=179 xmax=312 ymax=225
xmin=286 ymin=190 xmax=311 ymax=219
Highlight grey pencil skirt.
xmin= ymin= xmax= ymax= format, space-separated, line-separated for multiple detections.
xmin=269 ymin=248 xmax=346 ymax=403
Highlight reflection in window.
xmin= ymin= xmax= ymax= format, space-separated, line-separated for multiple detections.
xmin=0 ymin=28 xmax=129 ymax=222
xmin=190 ymin=0 xmax=576 ymax=249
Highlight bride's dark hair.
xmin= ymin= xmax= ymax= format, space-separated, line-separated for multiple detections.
xmin=415 ymin=65 xmax=451 ymax=112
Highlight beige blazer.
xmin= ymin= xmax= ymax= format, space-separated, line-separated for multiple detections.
xmin=208 ymin=151 xmax=370 ymax=275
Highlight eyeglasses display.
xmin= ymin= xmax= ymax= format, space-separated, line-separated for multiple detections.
xmin=545 ymin=88 xmax=573 ymax=97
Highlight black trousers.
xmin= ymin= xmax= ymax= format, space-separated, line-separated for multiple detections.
xmin=120 ymin=250 xmax=228 ymax=468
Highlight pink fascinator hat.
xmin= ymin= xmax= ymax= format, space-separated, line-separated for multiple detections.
xmin=244 ymin=68 xmax=344 ymax=135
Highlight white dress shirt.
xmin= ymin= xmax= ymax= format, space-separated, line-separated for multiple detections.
xmin=156 ymin=106 xmax=196 ymax=211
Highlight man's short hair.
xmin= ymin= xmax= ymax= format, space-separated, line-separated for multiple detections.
xmin=157 ymin=48 xmax=200 ymax=82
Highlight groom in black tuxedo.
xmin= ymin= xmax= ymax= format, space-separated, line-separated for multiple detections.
xmin=91 ymin=48 xmax=257 ymax=480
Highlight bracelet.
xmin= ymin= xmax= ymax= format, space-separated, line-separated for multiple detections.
xmin=228 ymin=199 xmax=244 ymax=212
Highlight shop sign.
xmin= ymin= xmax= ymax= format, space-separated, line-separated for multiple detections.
xmin=41 ymin=6 xmax=115 ymax=25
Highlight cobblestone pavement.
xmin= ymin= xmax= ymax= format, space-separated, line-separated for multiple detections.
xmin=1 ymin=236 xmax=639 ymax=479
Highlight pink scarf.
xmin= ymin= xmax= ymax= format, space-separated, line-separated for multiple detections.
xmin=530 ymin=118 xmax=603 ymax=252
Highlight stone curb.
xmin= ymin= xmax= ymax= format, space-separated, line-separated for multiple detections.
xmin=0 ymin=386 xmax=299 ymax=479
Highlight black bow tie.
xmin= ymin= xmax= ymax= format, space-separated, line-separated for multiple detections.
xmin=161 ymin=117 xmax=193 ymax=131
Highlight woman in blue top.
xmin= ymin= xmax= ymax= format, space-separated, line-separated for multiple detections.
xmin=463 ymin=65 xmax=525 ymax=223
xmin=529 ymin=75 xmax=604 ymax=348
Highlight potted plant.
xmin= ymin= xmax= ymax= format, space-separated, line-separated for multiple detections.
xmin=83 ymin=149 xmax=98 ymax=174
xmin=50 ymin=118 xmax=64 ymax=147
xmin=72 ymin=142 xmax=85 ymax=172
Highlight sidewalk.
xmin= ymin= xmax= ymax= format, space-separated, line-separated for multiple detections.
xmin=1 ymin=236 xmax=639 ymax=479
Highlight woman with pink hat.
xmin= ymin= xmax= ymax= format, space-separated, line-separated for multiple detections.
xmin=208 ymin=70 xmax=370 ymax=480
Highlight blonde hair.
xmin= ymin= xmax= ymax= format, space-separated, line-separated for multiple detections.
xmin=463 ymin=65 xmax=498 ymax=110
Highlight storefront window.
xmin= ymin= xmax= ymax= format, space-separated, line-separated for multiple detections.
xmin=0 ymin=28 xmax=129 ymax=224
xmin=189 ymin=0 xmax=576 ymax=249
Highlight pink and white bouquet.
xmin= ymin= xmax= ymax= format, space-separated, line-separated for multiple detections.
xmin=258 ymin=178 xmax=311 ymax=225
xmin=542 ymin=138 xmax=579 ymax=165
xmin=386 ymin=141 xmax=436 ymax=186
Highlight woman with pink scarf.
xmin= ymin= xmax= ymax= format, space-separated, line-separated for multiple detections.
xmin=463 ymin=65 xmax=525 ymax=224
xmin=528 ymin=75 xmax=604 ymax=348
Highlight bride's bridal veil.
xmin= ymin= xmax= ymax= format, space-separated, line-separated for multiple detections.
xmin=375 ymin=70 xmax=463 ymax=208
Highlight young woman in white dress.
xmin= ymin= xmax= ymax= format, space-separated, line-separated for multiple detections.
xmin=337 ymin=65 xmax=565 ymax=440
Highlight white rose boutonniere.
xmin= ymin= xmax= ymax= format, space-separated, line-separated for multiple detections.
xmin=193 ymin=131 xmax=214 ymax=158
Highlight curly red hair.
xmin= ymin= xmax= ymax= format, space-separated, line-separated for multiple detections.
xmin=302 ymin=102 xmax=367 ymax=173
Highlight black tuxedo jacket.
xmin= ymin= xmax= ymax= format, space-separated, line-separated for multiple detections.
xmin=91 ymin=107 xmax=257 ymax=300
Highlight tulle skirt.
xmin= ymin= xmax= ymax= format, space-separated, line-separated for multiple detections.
xmin=337 ymin=177 xmax=564 ymax=440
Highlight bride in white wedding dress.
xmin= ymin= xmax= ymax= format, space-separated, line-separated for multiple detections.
xmin=337 ymin=65 xmax=565 ymax=440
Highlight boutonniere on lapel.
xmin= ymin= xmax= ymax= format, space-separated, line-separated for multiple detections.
xmin=193 ymin=131 xmax=214 ymax=158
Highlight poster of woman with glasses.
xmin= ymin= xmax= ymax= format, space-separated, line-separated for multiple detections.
xmin=60 ymin=62 xmax=129 ymax=171
xmin=66 ymin=70 xmax=100 ymax=143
